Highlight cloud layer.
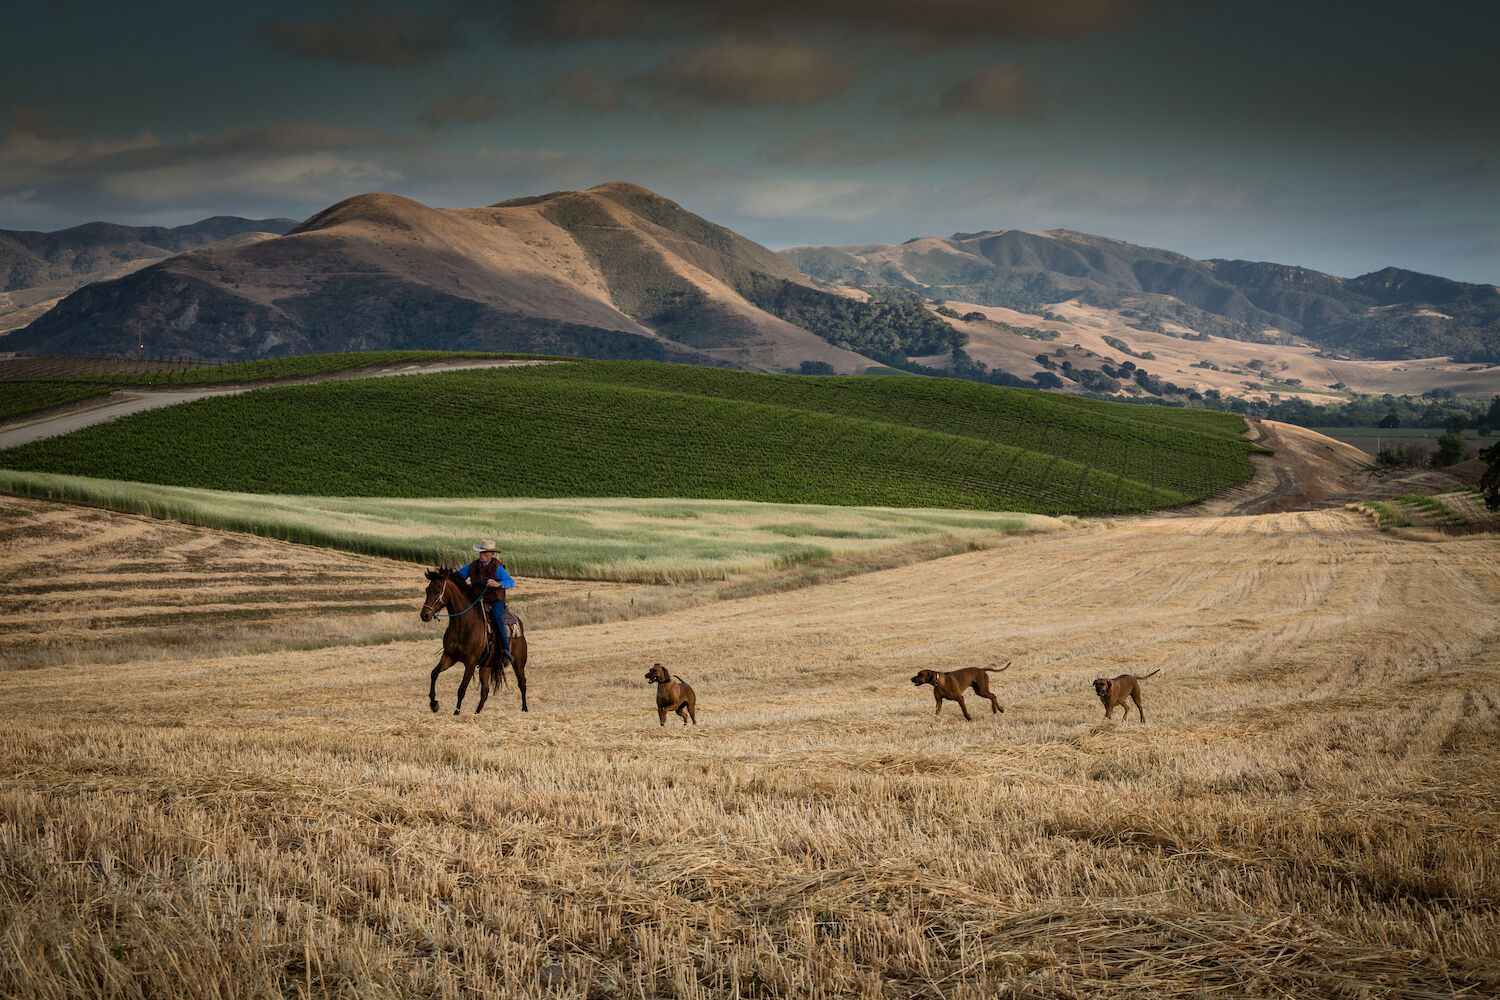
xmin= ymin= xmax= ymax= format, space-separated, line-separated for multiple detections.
xmin=634 ymin=40 xmax=858 ymax=108
xmin=261 ymin=9 xmax=455 ymax=68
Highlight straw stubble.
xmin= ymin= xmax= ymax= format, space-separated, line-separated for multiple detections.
xmin=1 ymin=498 xmax=1497 ymax=998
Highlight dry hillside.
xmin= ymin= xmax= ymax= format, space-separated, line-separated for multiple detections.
xmin=7 ymin=184 xmax=871 ymax=373
xmin=930 ymin=298 xmax=1500 ymax=402
xmin=785 ymin=229 xmax=1500 ymax=401
xmin=2 ymin=462 xmax=1498 ymax=997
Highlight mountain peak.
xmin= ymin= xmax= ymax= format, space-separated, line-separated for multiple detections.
xmin=291 ymin=192 xmax=438 ymax=235
xmin=589 ymin=180 xmax=659 ymax=199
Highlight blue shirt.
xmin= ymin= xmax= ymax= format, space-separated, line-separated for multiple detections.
xmin=459 ymin=559 xmax=515 ymax=596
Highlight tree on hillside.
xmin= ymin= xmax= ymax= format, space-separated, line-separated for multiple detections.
xmin=1378 ymin=412 xmax=1400 ymax=428
xmin=1480 ymin=441 xmax=1500 ymax=510
xmin=1479 ymin=395 xmax=1500 ymax=433
xmin=1434 ymin=432 xmax=1467 ymax=467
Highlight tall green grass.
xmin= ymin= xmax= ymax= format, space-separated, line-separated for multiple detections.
xmin=0 ymin=361 xmax=1256 ymax=515
xmin=0 ymin=471 xmax=1059 ymax=581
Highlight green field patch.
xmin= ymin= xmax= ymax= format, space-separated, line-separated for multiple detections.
xmin=0 ymin=350 xmax=544 ymax=424
xmin=0 ymin=380 xmax=117 ymax=423
xmin=0 ymin=471 xmax=1067 ymax=582
xmin=0 ymin=361 xmax=1257 ymax=516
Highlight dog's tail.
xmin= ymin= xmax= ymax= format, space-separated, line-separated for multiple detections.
xmin=982 ymin=661 xmax=1012 ymax=673
xmin=674 ymin=675 xmax=686 ymax=684
xmin=1140 ymin=668 xmax=1161 ymax=679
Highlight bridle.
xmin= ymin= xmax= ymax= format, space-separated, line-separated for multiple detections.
xmin=422 ymin=574 xmax=486 ymax=621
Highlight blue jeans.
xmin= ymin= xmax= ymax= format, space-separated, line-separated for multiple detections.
xmin=487 ymin=601 xmax=511 ymax=656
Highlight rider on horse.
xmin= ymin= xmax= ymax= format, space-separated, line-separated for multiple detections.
xmin=459 ymin=539 xmax=516 ymax=668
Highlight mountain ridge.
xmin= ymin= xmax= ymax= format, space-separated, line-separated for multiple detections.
xmin=780 ymin=229 xmax=1500 ymax=362
xmin=0 ymin=215 xmax=299 ymax=334
xmin=4 ymin=188 xmax=1497 ymax=406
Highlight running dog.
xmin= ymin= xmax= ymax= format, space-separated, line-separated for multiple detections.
xmin=910 ymin=662 xmax=1010 ymax=720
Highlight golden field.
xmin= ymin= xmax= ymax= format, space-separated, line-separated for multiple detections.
xmin=1 ymin=494 xmax=1498 ymax=998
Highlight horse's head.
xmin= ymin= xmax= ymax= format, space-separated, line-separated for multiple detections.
xmin=420 ymin=568 xmax=451 ymax=622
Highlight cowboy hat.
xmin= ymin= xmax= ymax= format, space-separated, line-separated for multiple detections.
xmin=472 ymin=539 xmax=498 ymax=553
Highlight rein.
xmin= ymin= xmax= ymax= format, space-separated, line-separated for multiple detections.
xmin=428 ymin=580 xmax=487 ymax=620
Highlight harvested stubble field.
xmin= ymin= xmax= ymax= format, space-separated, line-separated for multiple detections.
xmin=2 ymin=496 xmax=1499 ymax=998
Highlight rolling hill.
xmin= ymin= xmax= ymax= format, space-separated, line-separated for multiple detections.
xmin=3 ymin=184 xmax=883 ymax=372
xmin=0 ymin=360 xmax=1258 ymax=515
xmin=0 ymin=216 xmax=298 ymax=333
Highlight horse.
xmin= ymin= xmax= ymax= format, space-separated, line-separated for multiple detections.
xmin=420 ymin=567 xmax=529 ymax=715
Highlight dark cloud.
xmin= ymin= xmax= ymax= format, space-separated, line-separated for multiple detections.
xmin=420 ymin=81 xmax=513 ymax=128
xmin=0 ymin=120 xmax=417 ymax=228
xmin=938 ymin=65 xmax=1041 ymax=117
xmin=505 ymin=0 xmax=1163 ymax=43
xmin=261 ymin=8 xmax=455 ymax=68
xmin=634 ymin=40 xmax=858 ymax=109
xmin=4 ymin=103 xmax=69 ymax=140
xmin=545 ymin=65 xmax=628 ymax=113
xmin=759 ymin=129 xmax=947 ymax=166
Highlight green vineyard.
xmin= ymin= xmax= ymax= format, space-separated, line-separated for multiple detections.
xmin=0 ymin=360 xmax=1259 ymax=514
xmin=0 ymin=350 xmax=537 ymax=422
xmin=0 ymin=380 xmax=120 ymax=424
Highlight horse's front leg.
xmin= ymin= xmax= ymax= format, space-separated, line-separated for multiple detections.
xmin=454 ymin=662 xmax=476 ymax=715
xmin=429 ymin=654 xmax=455 ymax=713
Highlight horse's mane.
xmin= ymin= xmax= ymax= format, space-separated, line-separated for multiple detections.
xmin=434 ymin=565 xmax=481 ymax=602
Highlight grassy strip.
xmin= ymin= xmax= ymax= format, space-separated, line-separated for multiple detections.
xmin=1360 ymin=501 xmax=1414 ymax=530
xmin=0 ymin=361 xmax=1257 ymax=515
xmin=1392 ymin=493 xmax=1459 ymax=520
xmin=0 ymin=471 xmax=1062 ymax=582
xmin=61 ymin=349 xmax=545 ymax=387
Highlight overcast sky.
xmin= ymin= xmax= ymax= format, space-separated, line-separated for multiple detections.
xmin=4 ymin=0 xmax=1497 ymax=283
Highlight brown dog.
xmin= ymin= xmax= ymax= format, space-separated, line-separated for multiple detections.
xmin=645 ymin=663 xmax=696 ymax=727
xmin=1093 ymin=669 xmax=1160 ymax=722
xmin=910 ymin=662 xmax=1010 ymax=720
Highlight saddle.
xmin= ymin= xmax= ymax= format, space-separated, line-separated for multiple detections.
xmin=482 ymin=608 xmax=524 ymax=667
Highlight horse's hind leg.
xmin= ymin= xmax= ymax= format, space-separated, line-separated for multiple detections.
xmin=454 ymin=663 xmax=476 ymax=716
xmin=475 ymin=667 xmax=491 ymax=714
xmin=512 ymin=636 xmax=528 ymax=712
xmin=429 ymin=654 xmax=455 ymax=713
